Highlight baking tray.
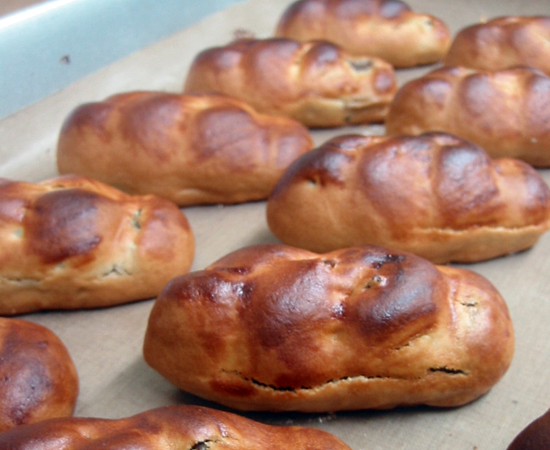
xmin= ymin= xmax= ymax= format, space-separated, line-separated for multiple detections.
xmin=1 ymin=0 xmax=549 ymax=449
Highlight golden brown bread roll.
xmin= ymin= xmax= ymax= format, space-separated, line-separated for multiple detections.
xmin=444 ymin=16 xmax=550 ymax=76
xmin=266 ymin=133 xmax=550 ymax=264
xmin=385 ymin=66 xmax=550 ymax=167
xmin=183 ymin=38 xmax=397 ymax=127
xmin=57 ymin=92 xmax=313 ymax=206
xmin=0 ymin=318 xmax=78 ymax=432
xmin=275 ymin=0 xmax=451 ymax=68
xmin=0 ymin=175 xmax=194 ymax=315
xmin=143 ymin=244 xmax=515 ymax=412
xmin=507 ymin=408 xmax=550 ymax=450
xmin=0 ymin=404 xmax=352 ymax=450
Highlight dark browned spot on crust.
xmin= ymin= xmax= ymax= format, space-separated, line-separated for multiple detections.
xmin=120 ymin=93 xmax=183 ymax=162
xmin=246 ymin=39 xmax=303 ymax=86
xmin=345 ymin=250 xmax=440 ymax=344
xmin=458 ymin=73 xmax=499 ymax=119
xmin=524 ymin=73 xmax=550 ymax=136
xmin=60 ymin=101 xmax=114 ymax=144
xmin=271 ymin=144 xmax=353 ymax=198
xmin=435 ymin=143 xmax=500 ymax=228
xmin=0 ymin=325 xmax=50 ymax=427
xmin=273 ymin=126 xmax=313 ymax=169
xmin=515 ymin=160 xmax=550 ymax=223
xmin=302 ymin=42 xmax=341 ymax=69
xmin=24 ymin=189 xmax=103 ymax=264
xmin=248 ymin=259 xmax=332 ymax=349
xmin=191 ymin=106 xmax=264 ymax=171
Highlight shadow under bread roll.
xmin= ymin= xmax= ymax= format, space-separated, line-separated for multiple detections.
xmin=143 ymin=244 xmax=514 ymax=412
xmin=385 ymin=66 xmax=550 ymax=167
xmin=275 ymin=0 xmax=451 ymax=68
xmin=444 ymin=16 xmax=550 ymax=76
xmin=266 ymin=133 xmax=550 ymax=264
xmin=0 ymin=175 xmax=194 ymax=315
xmin=183 ymin=38 xmax=397 ymax=127
xmin=0 ymin=317 xmax=78 ymax=432
xmin=57 ymin=92 xmax=313 ymax=206
xmin=0 ymin=404 xmax=352 ymax=450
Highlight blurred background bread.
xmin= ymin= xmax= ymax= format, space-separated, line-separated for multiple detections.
xmin=266 ymin=133 xmax=550 ymax=263
xmin=57 ymin=92 xmax=313 ymax=205
xmin=444 ymin=16 xmax=550 ymax=76
xmin=183 ymin=38 xmax=397 ymax=127
xmin=275 ymin=0 xmax=451 ymax=68
xmin=386 ymin=66 xmax=550 ymax=166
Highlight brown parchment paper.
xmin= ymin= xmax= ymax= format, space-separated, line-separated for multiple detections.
xmin=1 ymin=0 xmax=550 ymax=449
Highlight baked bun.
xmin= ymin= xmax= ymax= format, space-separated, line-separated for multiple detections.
xmin=0 ymin=404 xmax=351 ymax=450
xmin=57 ymin=92 xmax=313 ymax=206
xmin=508 ymin=408 xmax=550 ymax=450
xmin=385 ymin=66 xmax=550 ymax=167
xmin=0 ymin=175 xmax=194 ymax=315
xmin=444 ymin=16 xmax=550 ymax=76
xmin=275 ymin=0 xmax=451 ymax=68
xmin=0 ymin=318 xmax=78 ymax=432
xmin=267 ymin=133 xmax=550 ymax=264
xmin=143 ymin=244 xmax=515 ymax=412
xmin=183 ymin=38 xmax=397 ymax=127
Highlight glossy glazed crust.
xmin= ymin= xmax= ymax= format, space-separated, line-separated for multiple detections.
xmin=444 ymin=16 xmax=550 ymax=76
xmin=143 ymin=244 xmax=515 ymax=412
xmin=0 ymin=318 xmax=78 ymax=432
xmin=57 ymin=92 xmax=313 ymax=206
xmin=266 ymin=133 xmax=550 ymax=263
xmin=275 ymin=0 xmax=451 ymax=67
xmin=0 ymin=176 xmax=195 ymax=315
xmin=0 ymin=404 xmax=351 ymax=450
xmin=385 ymin=66 xmax=550 ymax=167
xmin=183 ymin=38 xmax=397 ymax=127
xmin=508 ymin=408 xmax=550 ymax=450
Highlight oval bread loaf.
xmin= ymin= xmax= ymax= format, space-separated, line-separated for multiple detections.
xmin=0 ymin=176 xmax=195 ymax=315
xmin=0 ymin=317 xmax=78 ymax=432
xmin=444 ymin=16 xmax=550 ymax=76
xmin=275 ymin=0 xmax=451 ymax=68
xmin=143 ymin=244 xmax=515 ymax=412
xmin=385 ymin=66 xmax=550 ymax=166
xmin=57 ymin=92 xmax=313 ymax=206
xmin=507 ymin=408 xmax=550 ymax=450
xmin=183 ymin=38 xmax=397 ymax=127
xmin=266 ymin=133 xmax=550 ymax=264
xmin=0 ymin=404 xmax=352 ymax=450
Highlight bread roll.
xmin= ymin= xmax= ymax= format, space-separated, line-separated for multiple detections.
xmin=0 ymin=404 xmax=351 ymax=450
xmin=508 ymin=408 xmax=550 ymax=450
xmin=183 ymin=38 xmax=397 ymax=127
xmin=385 ymin=66 xmax=550 ymax=167
xmin=275 ymin=0 xmax=451 ymax=68
xmin=0 ymin=175 xmax=194 ymax=315
xmin=57 ymin=92 xmax=313 ymax=206
xmin=266 ymin=133 xmax=550 ymax=264
xmin=143 ymin=244 xmax=514 ymax=412
xmin=444 ymin=16 xmax=550 ymax=76
xmin=0 ymin=318 xmax=78 ymax=432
